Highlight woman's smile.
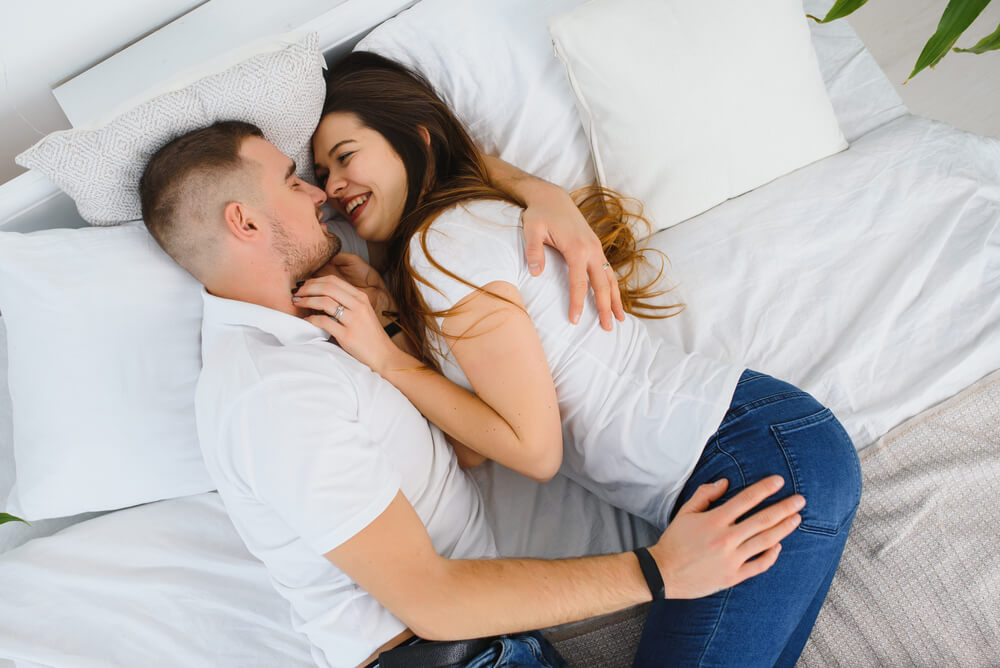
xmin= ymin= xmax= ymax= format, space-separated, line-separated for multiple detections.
xmin=342 ymin=192 xmax=372 ymax=224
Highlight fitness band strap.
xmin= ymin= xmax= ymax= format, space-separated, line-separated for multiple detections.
xmin=633 ymin=547 xmax=665 ymax=600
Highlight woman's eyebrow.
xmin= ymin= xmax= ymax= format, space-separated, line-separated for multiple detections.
xmin=327 ymin=139 xmax=357 ymax=157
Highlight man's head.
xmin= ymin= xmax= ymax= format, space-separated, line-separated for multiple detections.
xmin=140 ymin=121 xmax=340 ymax=302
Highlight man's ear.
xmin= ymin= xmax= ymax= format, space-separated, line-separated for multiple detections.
xmin=223 ymin=201 xmax=259 ymax=241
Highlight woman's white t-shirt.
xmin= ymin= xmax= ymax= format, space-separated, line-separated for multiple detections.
xmin=408 ymin=199 xmax=745 ymax=525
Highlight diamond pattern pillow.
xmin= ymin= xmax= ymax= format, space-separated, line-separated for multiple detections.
xmin=16 ymin=32 xmax=326 ymax=226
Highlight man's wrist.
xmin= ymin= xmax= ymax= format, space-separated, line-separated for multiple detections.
xmin=633 ymin=547 xmax=665 ymax=601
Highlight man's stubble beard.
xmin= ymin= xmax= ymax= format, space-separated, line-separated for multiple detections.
xmin=269 ymin=213 xmax=342 ymax=283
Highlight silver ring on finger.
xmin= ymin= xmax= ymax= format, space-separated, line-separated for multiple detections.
xmin=332 ymin=304 xmax=345 ymax=323
xmin=601 ymin=262 xmax=612 ymax=270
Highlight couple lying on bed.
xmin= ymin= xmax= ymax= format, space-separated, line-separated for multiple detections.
xmin=138 ymin=52 xmax=861 ymax=668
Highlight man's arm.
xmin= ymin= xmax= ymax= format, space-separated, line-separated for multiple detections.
xmin=326 ymin=475 xmax=804 ymax=641
xmin=483 ymin=156 xmax=626 ymax=331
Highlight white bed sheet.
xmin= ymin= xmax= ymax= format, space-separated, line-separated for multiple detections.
xmin=1 ymin=1 xmax=998 ymax=665
xmin=643 ymin=113 xmax=1000 ymax=451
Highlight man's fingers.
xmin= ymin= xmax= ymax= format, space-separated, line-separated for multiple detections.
xmin=678 ymin=479 xmax=729 ymax=515
xmin=736 ymin=544 xmax=782 ymax=582
xmin=734 ymin=493 xmax=805 ymax=542
xmin=713 ymin=475 xmax=786 ymax=524
xmin=737 ymin=513 xmax=800 ymax=561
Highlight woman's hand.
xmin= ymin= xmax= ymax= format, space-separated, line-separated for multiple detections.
xmin=648 ymin=476 xmax=805 ymax=599
xmin=294 ymin=274 xmax=397 ymax=373
xmin=481 ymin=155 xmax=625 ymax=331
xmin=313 ymin=253 xmax=397 ymax=326
xmin=520 ymin=189 xmax=626 ymax=331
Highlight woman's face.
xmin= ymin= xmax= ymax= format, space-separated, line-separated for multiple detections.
xmin=313 ymin=112 xmax=408 ymax=243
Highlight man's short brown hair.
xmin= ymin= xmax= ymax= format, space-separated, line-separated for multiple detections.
xmin=139 ymin=120 xmax=264 ymax=278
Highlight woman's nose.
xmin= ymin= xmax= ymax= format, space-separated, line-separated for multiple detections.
xmin=325 ymin=173 xmax=347 ymax=198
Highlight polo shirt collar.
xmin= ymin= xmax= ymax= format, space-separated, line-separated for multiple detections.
xmin=202 ymin=290 xmax=330 ymax=346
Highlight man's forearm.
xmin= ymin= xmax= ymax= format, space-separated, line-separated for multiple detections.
xmin=415 ymin=551 xmax=651 ymax=641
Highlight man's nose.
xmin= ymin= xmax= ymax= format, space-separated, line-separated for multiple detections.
xmin=305 ymin=181 xmax=327 ymax=207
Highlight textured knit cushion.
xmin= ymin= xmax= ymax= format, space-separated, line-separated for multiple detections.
xmin=15 ymin=32 xmax=325 ymax=226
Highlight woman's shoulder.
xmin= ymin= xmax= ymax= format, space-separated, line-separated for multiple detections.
xmin=411 ymin=198 xmax=523 ymax=257
xmin=432 ymin=198 xmax=523 ymax=232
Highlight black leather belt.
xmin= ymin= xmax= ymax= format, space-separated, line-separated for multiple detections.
xmin=367 ymin=635 xmax=499 ymax=668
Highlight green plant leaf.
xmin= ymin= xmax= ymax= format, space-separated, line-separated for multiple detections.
xmin=0 ymin=513 xmax=29 ymax=526
xmin=953 ymin=21 xmax=1000 ymax=53
xmin=908 ymin=0 xmax=992 ymax=80
xmin=806 ymin=0 xmax=870 ymax=23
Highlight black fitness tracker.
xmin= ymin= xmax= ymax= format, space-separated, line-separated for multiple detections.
xmin=633 ymin=546 xmax=665 ymax=600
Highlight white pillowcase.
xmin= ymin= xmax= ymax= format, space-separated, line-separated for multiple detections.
xmin=0 ymin=493 xmax=316 ymax=667
xmin=15 ymin=31 xmax=326 ymax=226
xmin=0 ymin=223 xmax=211 ymax=520
xmin=549 ymin=0 xmax=849 ymax=231
xmin=356 ymin=0 xmax=596 ymax=193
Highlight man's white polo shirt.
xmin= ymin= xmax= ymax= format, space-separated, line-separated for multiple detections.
xmin=196 ymin=291 xmax=497 ymax=668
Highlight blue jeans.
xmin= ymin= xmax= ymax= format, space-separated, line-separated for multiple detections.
xmin=463 ymin=631 xmax=567 ymax=667
xmin=633 ymin=370 xmax=862 ymax=667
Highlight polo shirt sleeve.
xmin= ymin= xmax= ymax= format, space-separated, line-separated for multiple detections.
xmin=228 ymin=366 xmax=401 ymax=555
xmin=408 ymin=200 xmax=525 ymax=313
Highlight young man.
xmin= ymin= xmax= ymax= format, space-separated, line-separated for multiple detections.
xmin=140 ymin=121 xmax=812 ymax=668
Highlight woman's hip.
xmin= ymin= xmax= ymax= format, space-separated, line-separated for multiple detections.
xmin=674 ymin=370 xmax=862 ymax=535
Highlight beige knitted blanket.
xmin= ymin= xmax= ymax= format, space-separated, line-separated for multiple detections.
xmin=800 ymin=369 xmax=1000 ymax=666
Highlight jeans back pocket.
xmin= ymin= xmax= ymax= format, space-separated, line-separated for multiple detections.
xmin=771 ymin=408 xmax=862 ymax=536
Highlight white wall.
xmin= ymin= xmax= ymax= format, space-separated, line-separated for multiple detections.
xmin=0 ymin=0 xmax=206 ymax=185
xmin=847 ymin=0 xmax=1000 ymax=139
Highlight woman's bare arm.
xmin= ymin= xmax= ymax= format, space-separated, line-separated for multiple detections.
xmin=295 ymin=275 xmax=562 ymax=481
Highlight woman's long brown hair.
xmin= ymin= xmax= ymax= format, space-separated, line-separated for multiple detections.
xmin=321 ymin=52 xmax=681 ymax=366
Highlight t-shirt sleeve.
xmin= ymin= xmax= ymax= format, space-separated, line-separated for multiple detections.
xmin=227 ymin=367 xmax=401 ymax=555
xmin=408 ymin=200 xmax=525 ymax=312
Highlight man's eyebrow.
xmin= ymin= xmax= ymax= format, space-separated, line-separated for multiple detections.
xmin=284 ymin=162 xmax=296 ymax=181
xmin=326 ymin=139 xmax=357 ymax=157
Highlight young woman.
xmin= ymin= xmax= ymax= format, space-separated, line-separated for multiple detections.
xmin=297 ymin=52 xmax=862 ymax=666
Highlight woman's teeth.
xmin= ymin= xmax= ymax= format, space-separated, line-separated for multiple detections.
xmin=345 ymin=193 xmax=370 ymax=215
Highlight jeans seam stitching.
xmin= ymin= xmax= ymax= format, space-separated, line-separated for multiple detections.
xmin=696 ymin=586 xmax=734 ymax=667
xmin=720 ymin=390 xmax=811 ymax=428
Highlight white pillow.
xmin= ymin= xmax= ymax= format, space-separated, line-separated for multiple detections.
xmin=0 ymin=223 xmax=211 ymax=520
xmin=15 ymin=31 xmax=326 ymax=227
xmin=356 ymin=0 xmax=596 ymax=192
xmin=0 ymin=493 xmax=316 ymax=667
xmin=549 ymin=0 xmax=849 ymax=231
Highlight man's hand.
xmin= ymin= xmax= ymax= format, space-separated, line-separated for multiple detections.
xmin=649 ymin=475 xmax=804 ymax=599
xmin=313 ymin=253 xmax=397 ymax=326
xmin=520 ymin=191 xmax=626 ymax=331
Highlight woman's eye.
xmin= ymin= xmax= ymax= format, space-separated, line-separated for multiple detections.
xmin=337 ymin=151 xmax=354 ymax=164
